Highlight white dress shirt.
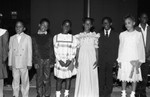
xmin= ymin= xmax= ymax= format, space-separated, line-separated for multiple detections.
xmin=104 ymin=29 xmax=111 ymax=37
xmin=17 ymin=33 xmax=23 ymax=43
xmin=139 ymin=24 xmax=148 ymax=45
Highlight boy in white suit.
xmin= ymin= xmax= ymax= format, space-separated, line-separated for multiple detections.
xmin=8 ymin=20 xmax=32 ymax=97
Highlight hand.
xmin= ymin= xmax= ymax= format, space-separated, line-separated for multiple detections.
xmin=59 ymin=60 xmax=66 ymax=67
xmin=34 ymin=64 xmax=39 ymax=69
xmin=65 ymin=60 xmax=72 ymax=67
xmin=130 ymin=60 xmax=139 ymax=66
xmin=118 ymin=62 xmax=121 ymax=68
xmin=68 ymin=64 xmax=74 ymax=72
xmin=50 ymin=64 xmax=54 ymax=68
xmin=93 ymin=61 xmax=98 ymax=69
xmin=9 ymin=66 xmax=12 ymax=70
xmin=27 ymin=66 xmax=32 ymax=70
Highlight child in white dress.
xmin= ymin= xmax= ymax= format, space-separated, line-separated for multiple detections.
xmin=74 ymin=17 xmax=100 ymax=97
xmin=117 ymin=15 xmax=145 ymax=97
xmin=53 ymin=20 xmax=78 ymax=97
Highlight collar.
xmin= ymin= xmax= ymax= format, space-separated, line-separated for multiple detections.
xmin=38 ymin=30 xmax=47 ymax=35
xmin=139 ymin=24 xmax=148 ymax=31
xmin=104 ymin=28 xmax=111 ymax=34
xmin=17 ymin=32 xmax=24 ymax=36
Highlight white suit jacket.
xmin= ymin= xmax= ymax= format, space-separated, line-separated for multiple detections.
xmin=8 ymin=33 xmax=32 ymax=68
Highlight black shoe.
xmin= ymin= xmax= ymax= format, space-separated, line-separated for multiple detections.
xmin=140 ymin=94 xmax=147 ymax=97
xmin=45 ymin=96 xmax=50 ymax=97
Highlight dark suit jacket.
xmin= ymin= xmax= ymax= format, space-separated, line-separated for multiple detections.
xmin=98 ymin=29 xmax=119 ymax=65
xmin=135 ymin=25 xmax=150 ymax=61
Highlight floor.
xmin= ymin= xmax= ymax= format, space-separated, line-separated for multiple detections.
xmin=3 ymin=74 xmax=150 ymax=97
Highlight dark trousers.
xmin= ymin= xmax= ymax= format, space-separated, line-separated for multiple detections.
xmin=36 ymin=59 xmax=51 ymax=97
xmin=136 ymin=62 xmax=150 ymax=97
xmin=99 ymin=62 xmax=113 ymax=97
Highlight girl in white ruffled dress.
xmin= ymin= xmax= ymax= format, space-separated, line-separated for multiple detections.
xmin=74 ymin=17 xmax=100 ymax=97
xmin=117 ymin=15 xmax=145 ymax=97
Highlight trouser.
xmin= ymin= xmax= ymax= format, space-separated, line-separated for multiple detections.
xmin=99 ymin=62 xmax=113 ymax=97
xmin=136 ymin=62 xmax=150 ymax=96
xmin=36 ymin=59 xmax=51 ymax=97
xmin=0 ymin=79 xmax=4 ymax=97
xmin=12 ymin=68 xmax=29 ymax=97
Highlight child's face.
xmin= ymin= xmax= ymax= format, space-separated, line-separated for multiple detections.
xmin=15 ymin=22 xmax=25 ymax=34
xmin=62 ymin=22 xmax=71 ymax=34
xmin=83 ymin=20 xmax=92 ymax=31
xmin=103 ymin=19 xmax=112 ymax=30
xmin=140 ymin=14 xmax=148 ymax=24
xmin=39 ymin=21 xmax=49 ymax=32
xmin=125 ymin=18 xmax=135 ymax=31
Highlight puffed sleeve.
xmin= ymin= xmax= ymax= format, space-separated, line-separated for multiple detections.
xmin=138 ymin=33 xmax=145 ymax=63
xmin=117 ymin=33 xmax=123 ymax=63
xmin=75 ymin=34 xmax=80 ymax=48
xmin=94 ymin=33 xmax=100 ymax=48
xmin=53 ymin=35 xmax=61 ymax=61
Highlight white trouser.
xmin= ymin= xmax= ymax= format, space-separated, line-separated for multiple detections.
xmin=0 ymin=79 xmax=4 ymax=97
xmin=12 ymin=68 xmax=29 ymax=97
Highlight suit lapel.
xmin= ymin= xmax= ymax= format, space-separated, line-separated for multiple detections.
xmin=14 ymin=35 xmax=19 ymax=47
xmin=19 ymin=33 xmax=25 ymax=44
xmin=146 ymin=26 xmax=150 ymax=51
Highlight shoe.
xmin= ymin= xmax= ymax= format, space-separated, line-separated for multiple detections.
xmin=130 ymin=92 xmax=135 ymax=97
xmin=121 ymin=90 xmax=127 ymax=97
xmin=64 ymin=96 xmax=69 ymax=97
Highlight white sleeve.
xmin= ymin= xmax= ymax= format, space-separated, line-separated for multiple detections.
xmin=53 ymin=35 xmax=61 ymax=60
xmin=117 ymin=33 xmax=122 ymax=63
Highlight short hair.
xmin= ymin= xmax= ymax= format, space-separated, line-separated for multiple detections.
xmin=62 ymin=19 xmax=72 ymax=27
xmin=82 ymin=17 xmax=94 ymax=24
xmin=15 ymin=19 xmax=25 ymax=27
xmin=139 ymin=12 xmax=148 ymax=18
xmin=102 ymin=17 xmax=112 ymax=24
xmin=123 ymin=14 xmax=136 ymax=22
xmin=39 ymin=18 xmax=50 ymax=25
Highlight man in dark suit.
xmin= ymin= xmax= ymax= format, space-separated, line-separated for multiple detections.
xmin=98 ymin=17 xmax=119 ymax=97
xmin=135 ymin=13 xmax=150 ymax=97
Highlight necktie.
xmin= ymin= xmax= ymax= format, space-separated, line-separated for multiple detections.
xmin=105 ymin=30 xmax=108 ymax=37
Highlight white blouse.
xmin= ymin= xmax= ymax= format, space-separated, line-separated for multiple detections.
xmin=53 ymin=33 xmax=78 ymax=63
xmin=117 ymin=30 xmax=145 ymax=63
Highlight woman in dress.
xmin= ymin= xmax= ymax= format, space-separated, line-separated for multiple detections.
xmin=74 ymin=17 xmax=100 ymax=97
xmin=117 ymin=15 xmax=145 ymax=97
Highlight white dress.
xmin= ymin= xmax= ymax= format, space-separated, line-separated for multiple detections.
xmin=117 ymin=30 xmax=145 ymax=82
xmin=53 ymin=33 xmax=78 ymax=79
xmin=74 ymin=32 xmax=100 ymax=97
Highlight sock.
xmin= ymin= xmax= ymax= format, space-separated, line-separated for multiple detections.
xmin=131 ymin=91 xmax=135 ymax=95
xmin=64 ymin=90 xmax=69 ymax=96
xmin=56 ymin=91 xmax=61 ymax=97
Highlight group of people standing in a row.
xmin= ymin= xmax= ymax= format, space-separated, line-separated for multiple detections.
xmin=0 ymin=12 xmax=150 ymax=97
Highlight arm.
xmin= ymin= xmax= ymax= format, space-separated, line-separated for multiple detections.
xmin=138 ymin=33 xmax=145 ymax=64
xmin=49 ymin=37 xmax=56 ymax=66
xmin=27 ymin=36 xmax=32 ymax=67
xmin=8 ymin=37 xmax=12 ymax=67
xmin=117 ymin=33 xmax=122 ymax=68
xmin=32 ymin=37 xmax=39 ymax=64
xmin=2 ymin=31 xmax=9 ymax=62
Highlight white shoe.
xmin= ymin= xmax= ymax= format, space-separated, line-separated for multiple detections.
xmin=121 ymin=90 xmax=126 ymax=97
xmin=130 ymin=91 xmax=135 ymax=97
